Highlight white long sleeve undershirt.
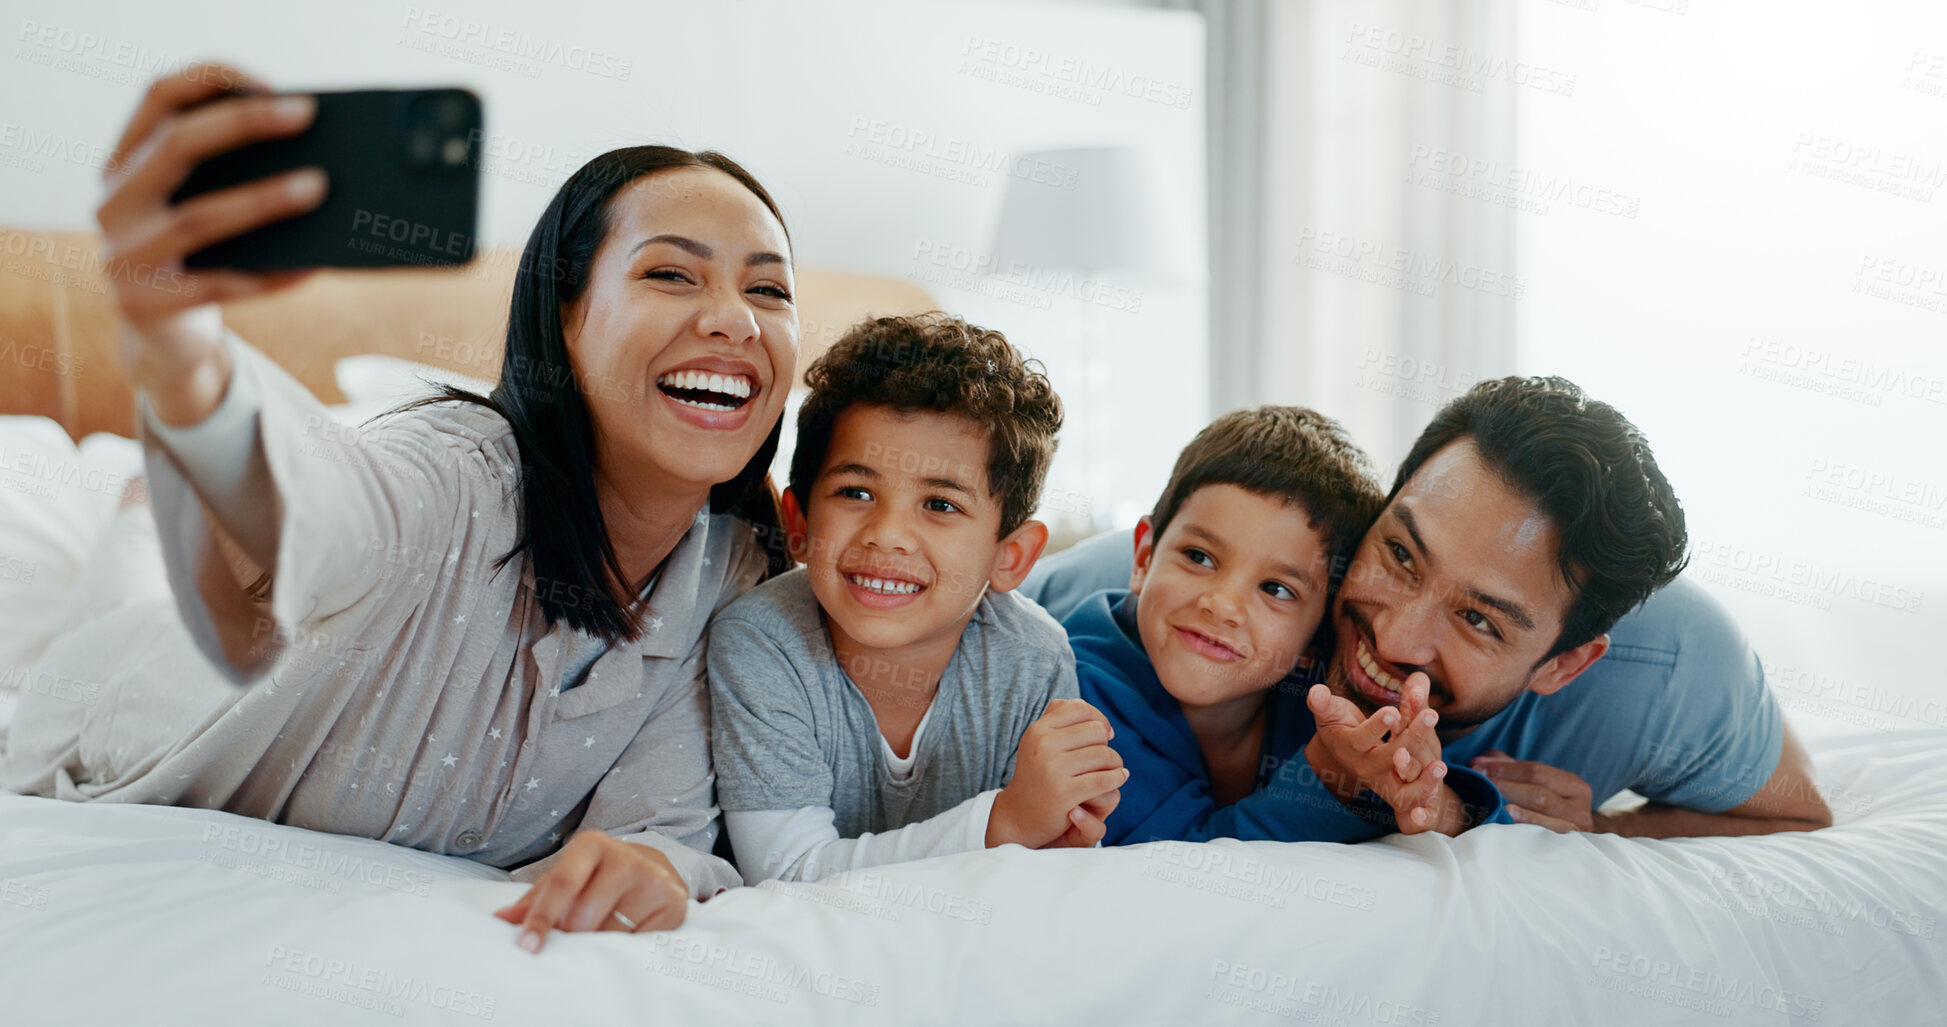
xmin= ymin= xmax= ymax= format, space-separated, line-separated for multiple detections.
xmin=724 ymin=790 xmax=998 ymax=886
xmin=724 ymin=700 xmax=1003 ymax=884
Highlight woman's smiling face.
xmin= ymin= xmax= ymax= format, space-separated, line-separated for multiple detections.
xmin=561 ymin=166 xmax=799 ymax=494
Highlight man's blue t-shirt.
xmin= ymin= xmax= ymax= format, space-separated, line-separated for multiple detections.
xmin=1029 ymin=530 xmax=1785 ymax=819
xmin=1068 ymin=589 xmax=1509 ymax=845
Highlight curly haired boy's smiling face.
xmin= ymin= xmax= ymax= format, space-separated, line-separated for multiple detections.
xmin=787 ymin=404 xmax=1040 ymax=658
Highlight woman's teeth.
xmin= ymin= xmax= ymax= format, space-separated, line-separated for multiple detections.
xmin=656 ymin=370 xmax=754 ymax=411
xmin=659 ymin=369 xmax=752 ymax=398
xmin=847 ymin=574 xmax=921 ymax=595
xmin=1356 ymin=639 xmax=1404 ymax=697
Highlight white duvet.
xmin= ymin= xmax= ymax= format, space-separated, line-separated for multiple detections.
xmin=0 ymin=727 xmax=1942 ymax=1026
xmin=0 ymin=413 xmax=1942 ymax=1025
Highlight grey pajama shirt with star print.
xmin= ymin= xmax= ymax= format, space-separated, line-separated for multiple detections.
xmin=0 ymin=336 xmax=757 ymax=897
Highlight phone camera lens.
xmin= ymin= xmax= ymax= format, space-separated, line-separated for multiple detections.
xmin=436 ymin=95 xmax=469 ymax=128
xmin=408 ymin=129 xmax=438 ymax=166
xmin=402 ymin=92 xmax=475 ymax=173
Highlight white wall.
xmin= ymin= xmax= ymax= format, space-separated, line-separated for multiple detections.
xmin=1513 ymin=2 xmax=1947 ymax=734
xmin=0 ymin=0 xmax=1208 ymax=535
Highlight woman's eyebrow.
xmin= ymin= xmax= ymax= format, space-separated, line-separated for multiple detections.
xmin=630 ymin=234 xmax=710 ymax=259
xmin=627 ymin=235 xmax=790 ymax=268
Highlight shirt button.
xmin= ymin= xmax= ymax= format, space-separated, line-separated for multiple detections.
xmin=455 ymin=830 xmax=483 ymax=850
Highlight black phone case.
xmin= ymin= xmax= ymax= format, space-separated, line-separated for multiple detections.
xmin=171 ymin=89 xmax=482 ymax=271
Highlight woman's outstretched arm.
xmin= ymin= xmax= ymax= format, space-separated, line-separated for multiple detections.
xmin=97 ymin=65 xmax=512 ymax=681
xmin=98 ymin=64 xmax=321 ymax=443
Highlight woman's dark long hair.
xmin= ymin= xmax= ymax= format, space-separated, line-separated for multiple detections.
xmin=439 ymin=146 xmax=793 ymax=642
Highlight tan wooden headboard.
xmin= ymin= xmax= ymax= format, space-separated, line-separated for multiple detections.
xmin=0 ymin=228 xmax=934 ymax=440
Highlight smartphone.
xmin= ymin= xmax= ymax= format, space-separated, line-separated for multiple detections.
xmin=170 ymin=88 xmax=483 ymax=271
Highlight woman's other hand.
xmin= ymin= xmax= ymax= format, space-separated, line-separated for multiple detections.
xmin=96 ymin=63 xmax=325 ymax=425
xmin=493 ymin=830 xmax=691 ymax=952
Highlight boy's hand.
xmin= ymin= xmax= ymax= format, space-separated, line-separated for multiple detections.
xmin=988 ymin=699 xmax=1128 ymax=849
xmin=1045 ymin=791 xmax=1120 ymax=848
xmin=1305 ymin=675 xmax=1472 ymax=836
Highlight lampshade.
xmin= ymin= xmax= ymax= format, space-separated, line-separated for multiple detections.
xmin=986 ymin=146 xmax=1158 ymax=276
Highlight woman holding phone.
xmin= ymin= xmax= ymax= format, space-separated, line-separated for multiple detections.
xmin=1 ymin=64 xmax=796 ymax=951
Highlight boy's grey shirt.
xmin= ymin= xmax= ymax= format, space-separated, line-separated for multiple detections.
xmin=708 ymin=568 xmax=1077 ymax=838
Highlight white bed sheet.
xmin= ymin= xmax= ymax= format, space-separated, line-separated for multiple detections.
xmin=0 ymin=415 xmax=1940 ymax=1024
xmin=0 ymin=729 xmax=1941 ymax=1026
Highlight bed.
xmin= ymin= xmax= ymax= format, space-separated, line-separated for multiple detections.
xmin=0 ymin=422 xmax=1940 ymax=1026
xmin=1 ymin=711 xmax=1942 ymax=1024
xmin=1 ymin=232 xmax=1943 ymax=1024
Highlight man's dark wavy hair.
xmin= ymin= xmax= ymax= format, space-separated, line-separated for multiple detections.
xmin=789 ymin=313 xmax=1062 ymax=538
xmin=1391 ymin=376 xmax=1688 ymax=662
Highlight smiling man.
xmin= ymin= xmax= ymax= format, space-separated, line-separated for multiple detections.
xmin=1026 ymin=377 xmax=1832 ymax=839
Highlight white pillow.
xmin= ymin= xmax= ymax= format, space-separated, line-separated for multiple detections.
xmin=332 ymin=354 xmax=496 ymax=425
xmin=0 ymin=418 xmax=143 ymax=690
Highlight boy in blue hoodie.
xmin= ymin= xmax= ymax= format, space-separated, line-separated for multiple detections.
xmin=1068 ymin=406 xmax=1508 ymax=845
